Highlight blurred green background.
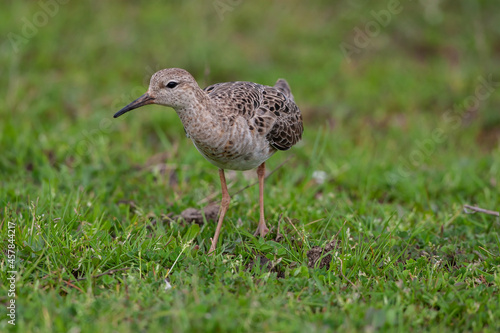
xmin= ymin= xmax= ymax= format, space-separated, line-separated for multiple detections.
xmin=1 ymin=0 xmax=499 ymax=332
xmin=2 ymin=0 xmax=499 ymax=208
xmin=2 ymin=0 xmax=499 ymax=174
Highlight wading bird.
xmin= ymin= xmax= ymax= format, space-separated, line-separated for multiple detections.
xmin=114 ymin=68 xmax=303 ymax=253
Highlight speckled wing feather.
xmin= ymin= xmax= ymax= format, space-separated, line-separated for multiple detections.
xmin=264 ymin=79 xmax=303 ymax=150
xmin=204 ymin=80 xmax=303 ymax=151
xmin=274 ymin=78 xmax=295 ymax=102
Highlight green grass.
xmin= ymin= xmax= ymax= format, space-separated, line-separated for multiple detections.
xmin=1 ymin=0 xmax=500 ymax=332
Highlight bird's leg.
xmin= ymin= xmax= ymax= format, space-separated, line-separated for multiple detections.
xmin=254 ymin=162 xmax=269 ymax=237
xmin=209 ymin=169 xmax=230 ymax=255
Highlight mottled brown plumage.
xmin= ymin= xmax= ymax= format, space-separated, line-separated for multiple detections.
xmin=204 ymin=80 xmax=302 ymax=152
xmin=114 ymin=68 xmax=303 ymax=254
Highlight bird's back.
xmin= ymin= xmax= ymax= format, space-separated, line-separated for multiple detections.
xmin=203 ymin=79 xmax=303 ymax=151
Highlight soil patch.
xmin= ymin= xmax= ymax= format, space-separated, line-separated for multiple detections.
xmin=180 ymin=203 xmax=219 ymax=224
xmin=307 ymin=240 xmax=340 ymax=269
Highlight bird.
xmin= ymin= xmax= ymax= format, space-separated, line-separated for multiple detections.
xmin=114 ymin=68 xmax=303 ymax=254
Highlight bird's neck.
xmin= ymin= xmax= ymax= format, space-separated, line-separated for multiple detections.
xmin=174 ymin=92 xmax=223 ymax=142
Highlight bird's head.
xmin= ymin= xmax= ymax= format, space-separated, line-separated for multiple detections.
xmin=114 ymin=68 xmax=201 ymax=118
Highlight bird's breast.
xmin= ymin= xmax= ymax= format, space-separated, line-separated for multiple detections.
xmin=187 ymin=119 xmax=276 ymax=171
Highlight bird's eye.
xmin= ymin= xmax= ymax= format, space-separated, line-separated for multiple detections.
xmin=165 ymin=81 xmax=178 ymax=89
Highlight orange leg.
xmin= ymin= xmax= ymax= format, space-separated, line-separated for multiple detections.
xmin=209 ymin=169 xmax=230 ymax=254
xmin=254 ymin=162 xmax=269 ymax=237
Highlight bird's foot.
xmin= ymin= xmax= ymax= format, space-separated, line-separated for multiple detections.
xmin=208 ymin=238 xmax=217 ymax=255
xmin=254 ymin=223 xmax=269 ymax=238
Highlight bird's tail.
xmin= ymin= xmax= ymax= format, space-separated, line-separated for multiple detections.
xmin=274 ymin=79 xmax=295 ymax=102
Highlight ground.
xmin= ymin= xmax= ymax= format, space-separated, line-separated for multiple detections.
xmin=1 ymin=1 xmax=500 ymax=332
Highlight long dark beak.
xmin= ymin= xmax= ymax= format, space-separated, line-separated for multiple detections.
xmin=114 ymin=93 xmax=156 ymax=118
